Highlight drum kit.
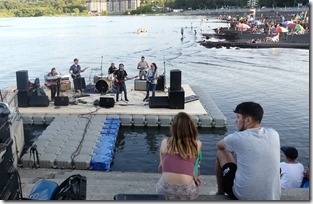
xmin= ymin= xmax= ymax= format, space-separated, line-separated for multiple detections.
xmin=90 ymin=70 xmax=115 ymax=95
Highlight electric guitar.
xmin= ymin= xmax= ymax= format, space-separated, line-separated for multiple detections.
xmin=114 ymin=75 xmax=138 ymax=86
xmin=71 ymin=67 xmax=89 ymax=79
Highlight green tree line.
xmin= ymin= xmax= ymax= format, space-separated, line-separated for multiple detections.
xmin=0 ymin=0 xmax=309 ymax=17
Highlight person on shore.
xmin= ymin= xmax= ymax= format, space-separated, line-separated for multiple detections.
xmin=69 ymin=58 xmax=88 ymax=93
xmin=46 ymin=67 xmax=58 ymax=101
xmin=137 ymin=56 xmax=149 ymax=80
xmin=113 ymin=63 xmax=128 ymax=102
xmin=280 ymin=146 xmax=304 ymax=188
xmin=156 ymin=112 xmax=202 ymax=200
xmin=143 ymin=62 xmax=159 ymax=102
xmin=215 ymin=101 xmax=281 ymax=200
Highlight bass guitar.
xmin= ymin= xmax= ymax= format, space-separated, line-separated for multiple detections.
xmin=114 ymin=75 xmax=138 ymax=86
xmin=71 ymin=67 xmax=89 ymax=79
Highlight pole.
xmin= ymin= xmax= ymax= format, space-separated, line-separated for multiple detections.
xmin=100 ymin=56 xmax=103 ymax=76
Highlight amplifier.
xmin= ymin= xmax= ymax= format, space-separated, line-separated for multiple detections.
xmin=134 ymin=79 xmax=146 ymax=91
xmin=60 ymin=81 xmax=71 ymax=91
xmin=156 ymin=75 xmax=165 ymax=91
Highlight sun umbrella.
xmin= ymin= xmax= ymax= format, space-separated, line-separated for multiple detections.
xmin=295 ymin=15 xmax=302 ymax=20
xmin=281 ymin=21 xmax=294 ymax=25
xmin=285 ymin=23 xmax=296 ymax=29
xmin=248 ymin=20 xmax=263 ymax=25
xmin=295 ymin=24 xmax=304 ymax=31
xmin=270 ymin=27 xmax=289 ymax=33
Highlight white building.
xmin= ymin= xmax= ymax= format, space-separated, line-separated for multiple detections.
xmin=86 ymin=0 xmax=141 ymax=14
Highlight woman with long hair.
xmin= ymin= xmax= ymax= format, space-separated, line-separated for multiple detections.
xmin=156 ymin=112 xmax=202 ymax=200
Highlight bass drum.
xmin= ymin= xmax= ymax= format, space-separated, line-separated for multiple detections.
xmin=95 ymin=79 xmax=110 ymax=94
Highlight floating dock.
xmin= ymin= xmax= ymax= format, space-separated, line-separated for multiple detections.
xmin=2 ymin=82 xmax=227 ymax=171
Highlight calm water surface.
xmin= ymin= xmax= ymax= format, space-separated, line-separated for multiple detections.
xmin=1 ymin=16 xmax=309 ymax=175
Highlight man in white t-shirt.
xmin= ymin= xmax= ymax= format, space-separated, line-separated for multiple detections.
xmin=137 ymin=56 xmax=149 ymax=80
xmin=280 ymin=146 xmax=304 ymax=188
xmin=215 ymin=101 xmax=281 ymax=200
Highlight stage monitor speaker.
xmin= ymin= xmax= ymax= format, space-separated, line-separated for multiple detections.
xmin=99 ymin=97 xmax=115 ymax=108
xmin=170 ymin=69 xmax=181 ymax=91
xmin=17 ymin=90 xmax=29 ymax=107
xmin=149 ymin=96 xmax=169 ymax=108
xmin=28 ymin=95 xmax=49 ymax=107
xmin=54 ymin=96 xmax=69 ymax=106
xmin=156 ymin=75 xmax=165 ymax=91
xmin=16 ymin=70 xmax=29 ymax=91
xmin=168 ymin=88 xmax=185 ymax=109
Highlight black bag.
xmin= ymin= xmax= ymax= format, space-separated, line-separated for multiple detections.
xmin=54 ymin=174 xmax=87 ymax=200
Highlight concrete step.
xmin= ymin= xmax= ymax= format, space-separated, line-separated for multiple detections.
xmin=18 ymin=168 xmax=309 ymax=200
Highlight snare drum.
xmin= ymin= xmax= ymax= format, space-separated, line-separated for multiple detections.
xmin=95 ymin=79 xmax=111 ymax=94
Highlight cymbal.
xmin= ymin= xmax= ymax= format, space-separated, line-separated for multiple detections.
xmin=91 ymin=68 xmax=101 ymax=71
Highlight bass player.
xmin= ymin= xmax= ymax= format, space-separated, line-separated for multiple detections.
xmin=113 ymin=63 xmax=129 ymax=102
xmin=69 ymin=58 xmax=88 ymax=94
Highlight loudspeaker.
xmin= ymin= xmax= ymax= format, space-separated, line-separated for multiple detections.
xmin=99 ymin=97 xmax=115 ymax=108
xmin=168 ymin=88 xmax=185 ymax=109
xmin=16 ymin=70 xmax=29 ymax=90
xmin=170 ymin=69 xmax=181 ymax=91
xmin=28 ymin=95 xmax=49 ymax=107
xmin=149 ymin=96 xmax=169 ymax=108
xmin=17 ymin=90 xmax=29 ymax=107
xmin=54 ymin=96 xmax=69 ymax=106
xmin=156 ymin=75 xmax=165 ymax=91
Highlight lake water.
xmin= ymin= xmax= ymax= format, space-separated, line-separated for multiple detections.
xmin=1 ymin=15 xmax=309 ymax=175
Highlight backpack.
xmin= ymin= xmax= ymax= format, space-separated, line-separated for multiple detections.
xmin=54 ymin=174 xmax=87 ymax=200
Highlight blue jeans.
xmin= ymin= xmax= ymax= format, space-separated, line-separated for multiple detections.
xmin=146 ymin=83 xmax=156 ymax=98
xmin=116 ymin=82 xmax=127 ymax=100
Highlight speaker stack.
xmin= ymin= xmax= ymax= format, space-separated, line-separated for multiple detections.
xmin=16 ymin=70 xmax=29 ymax=107
xmin=168 ymin=69 xmax=184 ymax=109
xmin=0 ymin=105 xmax=20 ymax=200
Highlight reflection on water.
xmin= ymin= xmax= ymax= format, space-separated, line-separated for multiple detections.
xmin=112 ymin=126 xmax=227 ymax=175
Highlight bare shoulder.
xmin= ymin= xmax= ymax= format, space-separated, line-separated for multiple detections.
xmin=160 ymin=137 xmax=169 ymax=152
xmin=196 ymin=140 xmax=202 ymax=150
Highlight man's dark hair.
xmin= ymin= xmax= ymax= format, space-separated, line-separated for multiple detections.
xmin=233 ymin=102 xmax=264 ymax=123
xmin=74 ymin=58 xmax=78 ymax=62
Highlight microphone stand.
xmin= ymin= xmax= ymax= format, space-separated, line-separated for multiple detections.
xmin=100 ymin=56 xmax=103 ymax=77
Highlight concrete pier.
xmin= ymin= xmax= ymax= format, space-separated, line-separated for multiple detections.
xmin=19 ymin=168 xmax=310 ymax=201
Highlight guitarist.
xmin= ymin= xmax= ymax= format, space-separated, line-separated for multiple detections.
xmin=113 ymin=63 xmax=129 ymax=102
xmin=69 ymin=58 xmax=88 ymax=93
xmin=143 ymin=62 xmax=159 ymax=102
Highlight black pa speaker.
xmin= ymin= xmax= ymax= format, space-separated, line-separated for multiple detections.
xmin=168 ymin=88 xmax=185 ymax=109
xmin=54 ymin=96 xmax=69 ymax=106
xmin=17 ymin=90 xmax=29 ymax=107
xmin=149 ymin=96 xmax=169 ymax=108
xmin=156 ymin=75 xmax=165 ymax=91
xmin=28 ymin=95 xmax=49 ymax=107
xmin=16 ymin=70 xmax=29 ymax=91
xmin=99 ymin=97 xmax=115 ymax=108
xmin=170 ymin=69 xmax=181 ymax=91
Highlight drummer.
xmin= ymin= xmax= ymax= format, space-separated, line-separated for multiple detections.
xmin=108 ymin=63 xmax=117 ymax=80
xmin=107 ymin=62 xmax=117 ymax=92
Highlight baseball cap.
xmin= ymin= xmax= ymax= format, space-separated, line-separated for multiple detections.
xmin=281 ymin=146 xmax=298 ymax=160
